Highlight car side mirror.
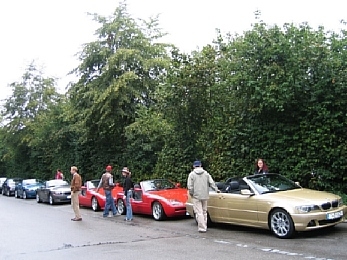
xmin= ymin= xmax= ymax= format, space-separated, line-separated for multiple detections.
xmin=294 ymin=181 xmax=302 ymax=187
xmin=176 ymin=183 xmax=181 ymax=188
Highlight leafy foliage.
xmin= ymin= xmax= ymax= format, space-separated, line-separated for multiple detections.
xmin=1 ymin=4 xmax=346 ymax=198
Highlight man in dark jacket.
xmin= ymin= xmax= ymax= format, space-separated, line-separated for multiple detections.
xmin=97 ymin=165 xmax=119 ymax=217
xmin=122 ymin=167 xmax=133 ymax=221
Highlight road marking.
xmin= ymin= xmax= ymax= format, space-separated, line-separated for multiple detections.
xmin=214 ymin=240 xmax=335 ymax=260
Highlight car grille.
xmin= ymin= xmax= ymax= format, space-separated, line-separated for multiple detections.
xmin=321 ymin=200 xmax=339 ymax=210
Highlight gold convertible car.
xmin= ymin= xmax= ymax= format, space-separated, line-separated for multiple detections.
xmin=185 ymin=173 xmax=347 ymax=238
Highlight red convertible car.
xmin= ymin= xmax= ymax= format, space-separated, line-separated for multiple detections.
xmin=79 ymin=180 xmax=123 ymax=211
xmin=116 ymin=179 xmax=188 ymax=220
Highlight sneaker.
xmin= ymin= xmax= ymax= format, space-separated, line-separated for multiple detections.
xmin=113 ymin=212 xmax=121 ymax=216
xmin=198 ymin=230 xmax=206 ymax=233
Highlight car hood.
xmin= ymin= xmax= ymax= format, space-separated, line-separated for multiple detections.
xmin=147 ymin=188 xmax=188 ymax=203
xmin=263 ymin=188 xmax=341 ymax=203
xmin=50 ymin=185 xmax=71 ymax=191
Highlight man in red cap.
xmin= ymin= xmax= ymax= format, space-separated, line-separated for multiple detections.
xmin=97 ymin=165 xmax=119 ymax=217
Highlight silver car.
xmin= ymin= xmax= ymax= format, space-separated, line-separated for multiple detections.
xmin=36 ymin=180 xmax=71 ymax=205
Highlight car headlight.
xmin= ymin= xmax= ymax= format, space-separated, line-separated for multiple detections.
xmin=295 ymin=205 xmax=320 ymax=213
xmin=168 ymin=199 xmax=182 ymax=206
xmin=338 ymin=198 xmax=343 ymax=207
xmin=52 ymin=191 xmax=63 ymax=195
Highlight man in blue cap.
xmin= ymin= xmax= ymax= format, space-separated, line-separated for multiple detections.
xmin=187 ymin=160 xmax=219 ymax=233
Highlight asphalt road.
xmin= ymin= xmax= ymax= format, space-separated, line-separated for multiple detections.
xmin=1 ymin=194 xmax=346 ymax=260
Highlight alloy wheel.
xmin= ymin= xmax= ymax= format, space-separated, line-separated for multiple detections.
xmin=270 ymin=209 xmax=294 ymax=238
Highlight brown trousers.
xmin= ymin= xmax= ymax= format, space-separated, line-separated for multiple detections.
xmin=71 ymin=191 xmax=81 ymax=219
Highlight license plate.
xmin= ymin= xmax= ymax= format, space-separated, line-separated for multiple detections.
xmin=326 ymin=210 xmax=343 ymax=220
xmin=67 ymin=195 xmax=71 ymax=199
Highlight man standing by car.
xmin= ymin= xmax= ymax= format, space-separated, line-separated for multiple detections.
xmin=70 ymin=166 xmax=82 ymax=221
xmin=122 ymin=167 xmax=133 ymax=221
xmin=97 ymin=165 xmax=119 ymax=217
xmin=187 ymin=161 xmax=219 ymax=233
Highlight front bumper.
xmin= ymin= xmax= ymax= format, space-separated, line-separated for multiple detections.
xmin=291 ymin=206 xmax=347 ymax=231
xmin=24 ymin=190 xmax=37 ymax=198
xmin=163 ymin=204 xmax=187 ymax=217
xmin=52 ymin=194 xmax=71 ymax=203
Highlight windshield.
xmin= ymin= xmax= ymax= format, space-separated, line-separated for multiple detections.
xmin=142 ymin=179 xmax=176 ymax=192
xmin=26 ymin=182 xmax=43 ymax=188
xmin=88 ymin=180 xmax=100 ymax=189
xmin=247 ymin=174 xmax=301 ymax=194
xmin=23 ymin=179 xmax=38 ymax=185
xmin=8 ymin=179 xmax=22 ymax=185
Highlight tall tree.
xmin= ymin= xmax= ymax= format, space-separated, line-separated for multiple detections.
xmin=1 ymin=63 xmax=61 ymax=177
xmin=68 ymin=1 xmax=170 ymax=176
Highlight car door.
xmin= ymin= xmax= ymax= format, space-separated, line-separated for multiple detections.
xmin=133 ymin=186 xmax=149 ymax=214
xmin=42 ymin=183 xmax=51 ymax=202
xmin=38 ymin=182 xmax=49 ymax=202
xmin=79 ymin=186 xmax=89 ymax=206
xmin=36 ymin=183 xmax=44 ymax=200
xmin=207 ymin=191 xmax=230 ymax=222
xmin=223 ymin=192 xmax=259 ymax=226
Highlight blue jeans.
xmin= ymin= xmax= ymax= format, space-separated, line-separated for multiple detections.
xmin=103 ymin=190 xmax=117 ymax=217
xmin=126 ymin=190 xmax=133 ymax=220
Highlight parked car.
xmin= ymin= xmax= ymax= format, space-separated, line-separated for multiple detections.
xmin=79 ymin=179 xmax=123 ymax=211
xmin=36 ymin=179 xmax=71 ymax=205
xmin=0 ymin=177 xmax=6 ymax=193
xmin=15 ymin=179 xmax=44 ymax=199
xmin=186 ymin=173 xmax=347 ymax=239
xmin=2 ymin=178 xmax=23 ymax=196
xmin=116 ymin=179 xmax=188 ymax=220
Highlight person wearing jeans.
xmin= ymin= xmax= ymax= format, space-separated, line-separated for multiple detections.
xmin=97 ymin=165 xmax=119 ymax=217
xmin=122 ymin=167 xmax=133 ymax=221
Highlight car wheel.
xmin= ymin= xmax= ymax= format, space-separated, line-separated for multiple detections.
xmin=152 ymin=201 xmax=165 ymax=221
xmin=15 ymin=190 xmax=18 ymax=198
xmin=117 ymin=199 xmax=126 ymax=215
xmin=6 ymin=189 xmax=10 ymax=196
xmin=92 ymin=197 xmax=100 ymax=212
xmin=23 ymin=191 xmax=27 ymax=199
xmin=36 ymin=194 xmax=42 ymax=203
xmin=270 ymin=209 xmax=295 ymax=239
xmin=49 ymin=194 xmax=54 ymax=205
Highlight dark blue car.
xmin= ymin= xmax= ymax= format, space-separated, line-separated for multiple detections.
xmin=15 ymin=179 xmax=43 ymax=199
xmin=2 ymin=178 xmax=22 ymax=196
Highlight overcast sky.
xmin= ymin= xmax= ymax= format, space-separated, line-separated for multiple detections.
xmin=1 ymin=0 xmax=347 ymax=105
